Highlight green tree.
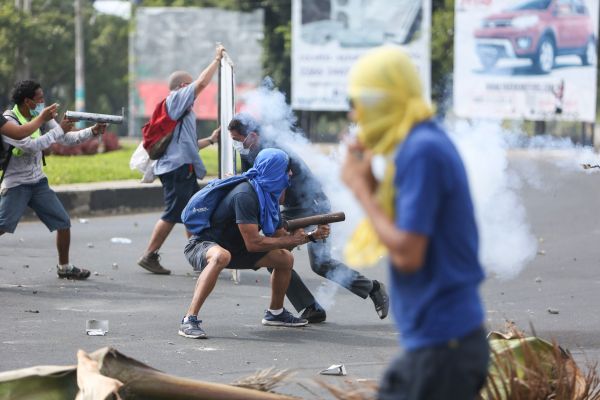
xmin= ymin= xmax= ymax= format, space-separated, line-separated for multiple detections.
xmin=0 ymin=1 xmax=127 ymax=121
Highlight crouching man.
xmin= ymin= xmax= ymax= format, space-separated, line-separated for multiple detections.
xmin=179 ymin=148 xmax=329 ymax=339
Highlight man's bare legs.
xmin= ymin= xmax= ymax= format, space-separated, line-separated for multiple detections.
xmin=57 ymin=228 xmax=70 ymax=265
xmin=255 ymin=249 xmax=293 ymax=310
xmin=186 ymin=245 xmax=231 ymax=317
xmin=145 ymin=219 xmax=175 ymax=254
xmin=138 ymin=219 xmax=176 ymax=274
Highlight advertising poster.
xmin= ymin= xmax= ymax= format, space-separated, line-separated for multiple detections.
xmin=454 ymin=0 xmax=599 ymax=122
xmin=292 ymin=0 xmax=431 ymax=111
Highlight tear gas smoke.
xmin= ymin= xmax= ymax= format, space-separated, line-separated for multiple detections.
xmin=238 ymin=80 xmax=598 ymax=301
xmin=240 ymin=80 xmax=363 ymax=310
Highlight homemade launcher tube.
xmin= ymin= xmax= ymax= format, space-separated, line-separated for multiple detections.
xmin=283 ymin=212 xmax=346 ymax=231
xmin=64 ymin=111 xmax=124 ymax=124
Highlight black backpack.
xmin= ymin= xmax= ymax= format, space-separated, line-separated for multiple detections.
xmin=0 ymin=113 xmax=16 ymax=185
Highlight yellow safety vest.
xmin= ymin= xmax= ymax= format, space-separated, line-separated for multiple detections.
xmin=10 ymin=105 xmax=41 ymax=157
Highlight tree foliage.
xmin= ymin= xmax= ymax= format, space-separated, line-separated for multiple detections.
xmin=0 ymin=0 xmax=127 ymax=117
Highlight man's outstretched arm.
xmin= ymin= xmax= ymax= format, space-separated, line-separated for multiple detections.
xmin=193 ymin=44 xmax=226 ymax=97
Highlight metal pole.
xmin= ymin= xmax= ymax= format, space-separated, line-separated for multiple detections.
xmin=74 ymin=0 xmax=85 ymax=128
xmin=14 ymin=0 xmax=31 ymax=82
xmin=128 ymin=1 xmax=136 ymax=137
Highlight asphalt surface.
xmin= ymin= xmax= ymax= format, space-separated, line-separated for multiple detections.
xmin=1 ymin=154 xmax=600 ymax=398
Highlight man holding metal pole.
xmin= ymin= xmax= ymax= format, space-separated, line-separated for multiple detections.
xmin=136 ymin=44 xmax=224 ymax=275
xmin=228 ymin=113 xmax=389 ymax=323
xmin=0 ymin=80 xmax=106 ymax=280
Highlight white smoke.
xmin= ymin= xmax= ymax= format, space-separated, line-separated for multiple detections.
xmin=239 ymin=80 xmax=599 ymax=289
xmin=239 ymin=81 xmax=363 ymax=310
xmin=449 ymin=120 xmax=537 ymax=279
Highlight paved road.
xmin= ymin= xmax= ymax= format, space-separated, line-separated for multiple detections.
xmin=1 ymin=154 xmax=599 ymax=398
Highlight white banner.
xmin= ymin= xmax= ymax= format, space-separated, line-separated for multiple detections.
xmin=454 ymin=0 xmax=598 ymax=122
xmin=292 ymin=0 xmax=431 ymax=111
xmin=219 ymin=54 xmax=236 ymax=178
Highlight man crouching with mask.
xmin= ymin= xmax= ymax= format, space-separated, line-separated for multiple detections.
xmin=179 ymin=148 xmax=330 ymax=339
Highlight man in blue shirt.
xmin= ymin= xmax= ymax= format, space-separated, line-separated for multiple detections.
xmin=342 ymin=46 xmax=489 ymax=399
xmin=137 ymin=44 xmax=223 ymax=275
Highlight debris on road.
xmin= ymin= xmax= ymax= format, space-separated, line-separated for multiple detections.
xmin=547 ymin=308 xmax=560 ymax=315
xmin=0 ymin=347 xmax=296 ymax=399
xmin=78 ymin=218 xmax=89 ymax=224
xmin=535 ymin=277 xmax=542 ymax=283
xmin=24 ymin=310 xmax=39 ymax=314
xmin=86 ymin=320 xmax=109 ymax=336
xmin=537 ymin=250 xmax=546 ymax=256
xmin=319 ymin=364 xmax=347 ymax=376
xmin=110 ymin=237 xmax=132 ymax=244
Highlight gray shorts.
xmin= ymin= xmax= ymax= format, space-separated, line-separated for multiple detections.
xmin=0 ymin=178 xmax=70 ymax=233
xmin=184 ymin=237 xmax=267 ymax=272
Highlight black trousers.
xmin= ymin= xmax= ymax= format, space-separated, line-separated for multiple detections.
xmin=378 ymin=327 xmax=490 ymax=400
xmin=281 ymin=202 xmax=374 ymax=312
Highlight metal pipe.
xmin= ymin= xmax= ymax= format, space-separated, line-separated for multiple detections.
xmin=65 ymin=111 xmax=125 ymax=125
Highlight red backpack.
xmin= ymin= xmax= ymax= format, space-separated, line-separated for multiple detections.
xmin=142 ymin=99 xmax=188 ymax=160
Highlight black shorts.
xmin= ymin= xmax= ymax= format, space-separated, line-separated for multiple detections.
xmin=184 ymin=238 xmax=268 ymax=272
xmin=158 ymin=164 xmax=199 ymax=223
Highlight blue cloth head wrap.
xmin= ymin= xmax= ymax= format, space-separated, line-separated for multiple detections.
xmin=243 ymin=148 xmax=290 ymax=236
xmin=231 ymin=112 xmax=261 ymax=136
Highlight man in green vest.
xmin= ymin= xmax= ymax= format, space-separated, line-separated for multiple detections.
xmin=0 ymin=80 xmax=106 ymax=279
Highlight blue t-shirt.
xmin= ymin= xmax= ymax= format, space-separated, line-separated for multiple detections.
xmin=391 ymin=120 xmax=485 ymax=351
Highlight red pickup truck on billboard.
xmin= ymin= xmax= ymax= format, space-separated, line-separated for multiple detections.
xmin=474 ymin=0 xmax=596 ymax=74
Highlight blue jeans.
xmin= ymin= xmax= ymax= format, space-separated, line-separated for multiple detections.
xmin=0 ymin=178 xmax=70 ymax=233
xmin=379 ymin=327 xmax=490 ymax=400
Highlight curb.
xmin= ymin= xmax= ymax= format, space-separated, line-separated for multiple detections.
xmin=24 ymin=178 xmax=213 ymax=218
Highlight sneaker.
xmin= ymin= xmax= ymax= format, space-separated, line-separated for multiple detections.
xmin=262 ymin=308 xmax=308 ymax=327
xmin=178 ymin=315 xmax=207 ymax=339
xmin=137 ymin=252 xmax=171 ymax=275
xmin=57 ymin=264 xmax=91 ymax=280
xmin=369 ymin=280 xmax=389 ymax=320
xmin=300 ymin=303 xmax=326 ymax=323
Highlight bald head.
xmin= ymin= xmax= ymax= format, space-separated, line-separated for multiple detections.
xmin=168 ymin=71 xmax=193 ymax=91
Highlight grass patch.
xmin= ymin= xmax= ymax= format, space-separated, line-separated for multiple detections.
xmin=45 ymin=142 xmax=219 ymax=185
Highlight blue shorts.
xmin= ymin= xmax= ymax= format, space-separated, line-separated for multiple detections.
xmin=0 ymin=178 xmax=71 ymax=233
xmin=158 ymin=164 xmax=199 ymax=224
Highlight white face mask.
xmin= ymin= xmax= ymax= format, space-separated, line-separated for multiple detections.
xmin=233 ymin=137 xmax=250 ymax=155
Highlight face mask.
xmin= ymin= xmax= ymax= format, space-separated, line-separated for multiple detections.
xmin=233 ymin=137 xmax=250 ymax=155
xmin=30 ymin=102 xmax=45 ymax=117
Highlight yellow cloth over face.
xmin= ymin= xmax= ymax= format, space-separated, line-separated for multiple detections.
xmin=344 ymin=46 xmax=434 ymax=268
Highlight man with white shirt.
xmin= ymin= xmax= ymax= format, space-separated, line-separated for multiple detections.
xmin=136 ymin=44 xmax=223 ymax=275
xmin=0 ymin=80 xmax=106 ymax=280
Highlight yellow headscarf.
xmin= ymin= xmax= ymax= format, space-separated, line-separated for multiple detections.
xmin=344 ymin=46 xmax=434 ymax=267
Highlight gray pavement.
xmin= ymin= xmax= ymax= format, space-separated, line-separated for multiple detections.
xmin=1 ymin=153 xmax=600 ymax=398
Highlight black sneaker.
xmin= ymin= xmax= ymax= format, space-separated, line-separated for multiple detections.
xmin=369 ymin=280 xmax=389 ymax=319
xmin=178 ymin=315 xmax=207 ymax=339
xmin=262 ymin=308 xmax=308 ymax=327
xmin=57 ymin=265 xmax=91 ymax=280
xmin=300 ymin=303 xmax=326 ymax=323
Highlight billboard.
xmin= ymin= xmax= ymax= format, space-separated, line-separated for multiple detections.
xmin=454 ymin=0 xmax=599 ymax=122
xmin=291 ymin=0 xmax=431 ymax=111
xmin=130 ymin=7 xmax=263 ymax=135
